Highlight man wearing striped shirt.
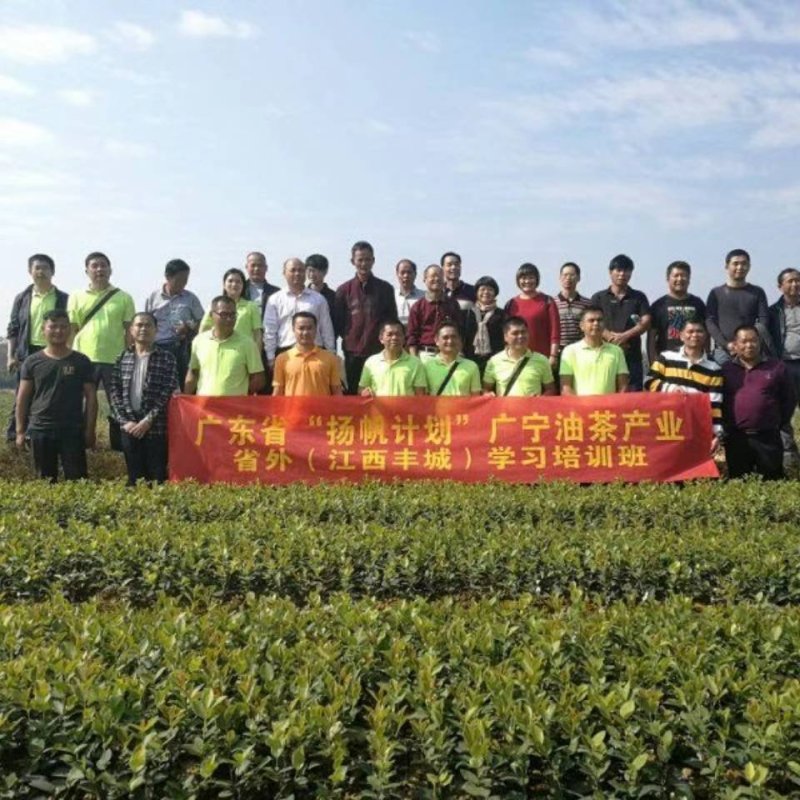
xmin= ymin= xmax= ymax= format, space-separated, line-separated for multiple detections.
xmin=645 ymin=319 xmax=723 ymax=454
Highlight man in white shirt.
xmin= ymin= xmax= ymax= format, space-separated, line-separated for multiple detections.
xmin=263 ymin=257 xmax=336 ymax=368
xmin=394 ymin=258 xmax=424 ymax=328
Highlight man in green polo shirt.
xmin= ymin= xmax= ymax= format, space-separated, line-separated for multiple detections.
xmin=6 ymin=254 xmax=69 ymax=441
xmin=424 ymin=323 xmax=481 ymax=396
xmin=560 ymin=305 xmax=629 ymax=395
xmin=359 ymin=321 xmax=427 ymax=396
xmin=185 ymin=296 xmax=266 ymax=396
xmin=67 ymin=251 xmax=136 ymax=394
xmin=483 ymin=316 xmax=556 ymax=396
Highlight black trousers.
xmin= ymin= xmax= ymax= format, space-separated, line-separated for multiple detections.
xmin=344 ymin=353 xmax=369 ymax=395
xmin=121 ymin=432 xmax=168 ymax=485
xmin=725 ymin=429 xmax=784 ymax=480
xmin=28 ymin=429 xmax=87 ymax=482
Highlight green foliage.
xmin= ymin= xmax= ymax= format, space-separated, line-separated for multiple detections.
xmin=0 ymin=480 xmax=798 ymax=605
xmin=0 ymin=594 xmax=799 ymax=798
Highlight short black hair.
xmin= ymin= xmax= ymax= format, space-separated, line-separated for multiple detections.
xmin=395 ymin=258 xmax=417 ymax=274
xmin=777 ymin=268 xmax=800 ymax=286
xmin=726 ymin=248 xmax=750 ymax=264
xmin=379 ymin=319 xmax=404 ymax=336
xmin=292 ymin=310 xmax=318 ymax=327
xmin=733 ymin=324 xmax=759 ymax=339
xmin=351 ymin=241 xmax=374 ymax=256
xmin=666 ymin=260 xmax=691 ymax=278
xmin=580 ymin=305 xmax=605 ymax=322
xmin=435 ymin=321 xmax=461 ymax=338
xmin=43 ymin=309 xmax=70 ymax=324
xmin=440 ymin=251 xmax=461 ymax=266
xmin=678 ymin=318 xmax=706 ymax=332
xmin=211 ymin=295 xmax=235 ymax=310
xmin=503 ymin=315 xmax=528 ymax=333
xmin=132 ymin=311 xmax=158 ymax=326
xmin=560 ymin=262 xmax=580 ymax=278
xmin=305 ymin=254 xmax=329 ymax=274
xmin=165 ymin=259 xmax=191 ymax=278
xmin=474 ymin=275 xmax=499 ymax=295
xmin=85 ymin=251 xmax=110 ymax=267
xmin=516 ymin=262 xmax=540 ymax=286
xmin=609 ymin=254 xmax=634 ymax=272
xmin=28 ymin=253 xmax=55 ymax=273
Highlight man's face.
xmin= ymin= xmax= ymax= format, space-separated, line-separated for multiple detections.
xmin=29 ymin=259 xmax=54 ymax=283
xmin=668 ymin=268 xmax=690 ymax=296
xmin=559 ymin=266 xmax=579 ymax=293
xmin=780 ymin=270 xmax=800 ymax=302
xmin=680 ymin=323 xmax=706 ymax=350
xmin=166 ymin=270 xmax=189 ymax=295
xmin=504 ymin=323 xmax=529 ymax=349
xmin=380 ymin=323 xmax=405 ymax=350
xmin=211 ymin=301 xmax=236 ymax=335
xmin=580 ymin=311 xmax=605 ymax=338
xmin=352 ymin=248 xmax=375 ymax=280
xmin=43 ymin=316 xmax=70 ymax=345
xmin=396 ymin=261 xmax=416 ymax=289
xmin=86 ymin=257 xmax=111 ymax=285
xmin=435 ymin=325 xmax=461 ymax=356
xmin=442 ymin=255 xmax=461 ymax=283
xmin=610 ymin=267 xmax=631 ymax=290
xmin=726 ymin=255 xmax=750 ymax=282
xmin=246 ymin=254 xmax=267 ymax=282
xmin=734 ymin=329 xmax=760 ymax=360
xmin=131 ymin=315 xmax=157 ymax=346
xmin=293 ymin=316 xmax=317 ymax=347
xmin=424 ymin=267 xmax=444 ymax=293
xmin=284 ymin=259 xmax=306 ymax=291
xmin=306 ymin=265 xmax=326 ymax=288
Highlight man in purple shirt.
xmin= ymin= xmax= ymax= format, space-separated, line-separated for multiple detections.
xmin=407 ymin=265 xmax=464 ymax=358
xmin=722 ymin=325 xmax=797 ymax=479
xmin=333 ymin=240 xmax=398 ymax=394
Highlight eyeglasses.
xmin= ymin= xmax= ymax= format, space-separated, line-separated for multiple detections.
xmin=212 ymin=311 xmax=236 ymax=319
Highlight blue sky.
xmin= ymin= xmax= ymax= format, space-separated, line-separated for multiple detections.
xmin=1 ymin=0 xmax=799 ymax=328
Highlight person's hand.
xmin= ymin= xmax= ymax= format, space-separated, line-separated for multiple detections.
xmin=483 ymin=390 xmax=496 ymax=397
xmin=15 ymin=432 xmax=26 ymax=450
xmin=129 ymin=418 xmax=152 ymax=439
xmin=727 ymin=341 xmax=737 ymax=355
xmin=549 ymin=354 xmax=558 ymax=369
xmin=84 ymin=429 xmax=96 ymax=449
xmin=173 ymin=321 xmax=189 ymax=337
xmin=710 ymin=436 xmax=721 ymax=456
xmin=122 ymin=421 xmax=138 ymax=434
xmin=607 ymin=331 xmax=625 ymax=346
xmin=7 ymin=357 xmax=19 ymax=373
xmin=360 ymin=387 xmax=374 ymax=397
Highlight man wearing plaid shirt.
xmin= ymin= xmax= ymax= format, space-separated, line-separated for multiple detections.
xmin=110 ymin=312 xmax=179 ymax=484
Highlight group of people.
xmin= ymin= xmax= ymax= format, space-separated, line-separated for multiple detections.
xmin=6 ymin=244 xmax=799 ymax=484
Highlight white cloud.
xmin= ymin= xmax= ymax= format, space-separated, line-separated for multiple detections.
xmin=403 ymin=30 xmax=441 ymax=54
xmin=0 ymin=117 xmax=54 ymax=147
xmin=522 ymin=46 xmax=576 ymax=68
xmin=178 ymin=10 xmax=258 ymax=40
xmin=750 ymin=99 xmax=800 ymax=148
xmin=110 ymin=21 xmax=156 ymax=51
xmin=0 ymin=24 xmax=96 ymax=64
xmin=367 ymin=119 xmax=394 ymax=134
xmin=0 ymin=74 xmax=35 ymax=95
xmin=58 ymin=89 xmax=95 ymax=107
xmin=104 ymin=139 xmax=154 ymax=158
xmin=566 ymin=0 xmax=800 ymax=49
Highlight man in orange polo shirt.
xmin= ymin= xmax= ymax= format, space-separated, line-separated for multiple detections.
xmin=272 ymin=311 xmax=342 ymax=396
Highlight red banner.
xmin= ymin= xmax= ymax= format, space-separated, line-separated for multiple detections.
xmin=168 ymin=394 xmax=719 ymax=484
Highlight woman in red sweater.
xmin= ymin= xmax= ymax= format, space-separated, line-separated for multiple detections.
xmin=504 ymin=262 xmax=560 ymax=369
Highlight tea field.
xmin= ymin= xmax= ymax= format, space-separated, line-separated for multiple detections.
xmin=1 ymin=391 xmax=799 ymax=798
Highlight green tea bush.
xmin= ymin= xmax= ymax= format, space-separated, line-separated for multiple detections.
xmin=0 ymin=481 xmax=798 ymax=606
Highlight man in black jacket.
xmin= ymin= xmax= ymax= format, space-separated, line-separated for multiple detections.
xmin=767 ymin=267 xmax=800 ymax=469
xmin=6 ymin=254 xmax=68 ymax=441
